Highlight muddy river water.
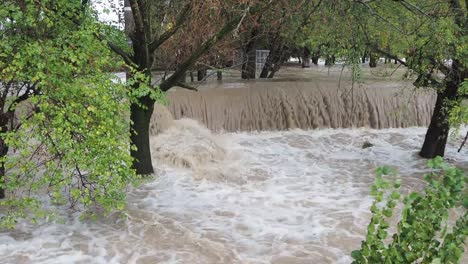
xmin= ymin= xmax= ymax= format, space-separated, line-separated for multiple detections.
xmin=0 ymin=67 xmax=466 ymax=263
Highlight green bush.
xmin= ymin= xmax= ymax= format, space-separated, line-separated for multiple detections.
xmin=352 ymin=157 xmax=468 ymax=263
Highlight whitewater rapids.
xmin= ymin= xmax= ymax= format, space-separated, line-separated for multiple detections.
xmin=0 ymin=112 xmax=466 ymax=263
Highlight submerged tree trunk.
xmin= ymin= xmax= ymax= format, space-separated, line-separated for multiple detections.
xmin=420 ymin=78 xmax=460 ymax=158
xmin=369 ymin=53 xmax=378 ymax=68
xmin=311 ymin=55 xmax=319 ymax=65
xmin=302 ymin=47 xmax=311 ymax=68
xmin=260 ymin=53 xmax=273 ymax=78
xmin=242 ymin=49 xmax=256 ymax=79
xmin=197 ymin=68 xmax=207 ymax=81
xmin=130 ymin=99 xmax=155 ymax=175
xmin=242 ymin=28 xmax=258 ymax=80
xmin=325 ymin=55 xmax=335 ymax=66
xmin=190 ymin=71 xmax=194 ymax=82
xmin=268 ymin=54 xmax=287 ymax=78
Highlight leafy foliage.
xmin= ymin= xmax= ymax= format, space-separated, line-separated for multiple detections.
xmin=0 ymin=0 xmax=138 ymax=228
xmin=352 ymin=158 xmax=467 ymax=263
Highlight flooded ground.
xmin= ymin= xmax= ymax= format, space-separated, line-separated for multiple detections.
xmin=0 ymin=118 xmax=466 ymax=263
xmin=1 ymin=65 xmax=466 ymax=263
xmin=166 ymin=66 xmax=436 ymax=132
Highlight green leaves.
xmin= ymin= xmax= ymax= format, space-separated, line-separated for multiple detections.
xmin=352 ymin=159 xmax=467 ymax=264
xmin=0 ymin=0 xmax=138 ymax=228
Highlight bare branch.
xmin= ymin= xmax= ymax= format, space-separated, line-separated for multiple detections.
xmin=370 ymin=45 xmax=408 ymax=67
xmin=148 ymin=3 xmax=191 ymax=53
xmin=107 ymin=41 xmax=137 ymax=68
xmin=160 ymin=10 xmax=248 ymax=91
xmin=459 ymin=132 xmax=468 ymax=152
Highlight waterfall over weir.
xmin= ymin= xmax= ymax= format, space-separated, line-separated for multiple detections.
xmin=165 ymin=79 xmax=436 ymax=132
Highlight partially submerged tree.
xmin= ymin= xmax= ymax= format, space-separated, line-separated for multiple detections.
xmin=104 ymin=0 xmax=258 ymax=174
xmin=0 ymin=0 xmax=136 ymax=227
xmin=350 ymin=0 xmax=467 ymax=158
xmin=309 ymin=0 xmax=467 ymax=158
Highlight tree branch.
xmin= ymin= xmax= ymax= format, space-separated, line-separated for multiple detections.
xmin=148 ymin=3 xmax=191 ymax=53
xmin=459 ymin=132 xmax=468 ymax=152
xmin=370 ymin=45 xmax=408 ymax=67
xmin=159 ymin=11 xmax=248 ymax=92
xmin=107 ymin=41 xmax=136 ymax=68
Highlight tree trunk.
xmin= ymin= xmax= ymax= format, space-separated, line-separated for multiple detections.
xmin=311 ymin=55 xmax=319 ymax=65
xmin=420 ymin=79 xmax=460 ymax=158
xmin=0 ymin=114 xmax=10 ymax=199
xmin=302 ymin=47 xmax=311 ymax=68
xmin=242 ymin=49 xmax=256 ymax=79
xmin=190 ymin=71 xmax=194 ymax=82
xmin=217 ymin=70 xmax=222 ymax=80
xmin=369 ymin=53 xmax=378 ymax=68
xmin=260 ymin=52 xmax=274 ymax=78
xmin=197 ymin=68 xmax=207 ymax=81
xmin=0 ymin=139 xmax=8 ymax=199
xmin=268 ymin=55 xmax=287 ymax=78
xmin=130 ymin=99 xmax=154 ymax=175
xmin=241 ymin=28 xmax=258 ymax=80
xmin=325 ymin=55 xmax=335 ymax=66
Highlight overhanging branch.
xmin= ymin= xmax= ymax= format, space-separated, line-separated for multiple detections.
xmin=370 ymin=45 xmax=408 ymax=67
xmin=148 ymin=3 xmax=191 ymax=53
xmin=159 ymin=11 xmax=248 ymax=92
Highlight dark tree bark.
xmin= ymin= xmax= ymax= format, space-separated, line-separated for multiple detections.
xmin=260 ymin=54 xmax=273 ymax=78
xmin=302 ymin=47 xmax=311 ymax=68
xmin=369 ymin=53 xmax=378 ymax=67
xmin=268 ymin=54 xmax=288 ymax=78
xmin=190 ymin=71 xmax=194 ymax=82
xmin=241 ymin=27 xmax=259 ymax=79
xmin=130 ymin=98 xmax=155 ymax=174
xmin=217 ymin=70 xmax=223 ymax=80
xmin=419 ymin=83 xmax=457 ymax=158
xmin=197 ymin=68 xmax=207 ymax=81
xmin=0 ymin=113 xmax=12 ymax=198
xmin=420 ymin=61 xmax=465 ymax=158
xmin=242 ymin=48 xmax=257 ymax=79
xmin=325 ymin=55 xmax=335 ymax=66
xmin=311 ymin=55 xmax=319 ymax=65
xmin=0 ymin=137 xmax=8 ymax=199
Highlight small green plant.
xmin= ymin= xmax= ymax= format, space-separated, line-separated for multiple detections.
xmin=352 ymin=157 xmax=468 ymax=263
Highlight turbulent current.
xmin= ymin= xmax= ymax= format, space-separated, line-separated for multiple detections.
xmin=167 ymin=77 xmax=436 ymax=131
xmin=0 ymin=68 xmax=467 ymax=263
xmin=1 ymin=114 xmax=467 ymax=263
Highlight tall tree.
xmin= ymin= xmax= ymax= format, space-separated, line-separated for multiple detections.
xmin=351 ymin=0 xmax=467 ymax=158
xmin=103 ymin=0 xmax=257 ymax=174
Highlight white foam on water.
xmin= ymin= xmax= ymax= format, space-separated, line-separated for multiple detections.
xmin=0 ymin=122 xmax=467 ymax=264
